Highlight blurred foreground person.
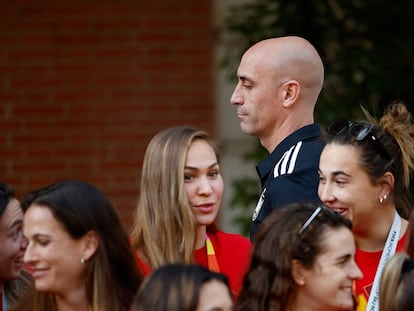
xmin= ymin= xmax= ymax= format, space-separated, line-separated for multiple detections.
xmin=131 ymin=263 xmax=233 ymax=311
xmin=379 ymin=253 xmax=414 ymax=311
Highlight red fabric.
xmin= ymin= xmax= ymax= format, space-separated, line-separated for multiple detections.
xmin=355 ymin=230 xmax=407 ymax=305
xmin=135 ymin=255 xmax=152 ymax=276
xmin=194 ymin=230 xmax=251 ymax=298
xmin=134 ymin=230 xmax=252 ymax=299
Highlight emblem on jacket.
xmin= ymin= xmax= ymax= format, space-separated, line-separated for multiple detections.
xmin=252 ymin=188 xmax=266 ymax=221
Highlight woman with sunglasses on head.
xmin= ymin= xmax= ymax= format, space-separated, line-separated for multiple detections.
xmin=318 ymin=102 xmax=414 ymax=311
xmin=237 ymin=202 xmax=362 ymax=311
xmin=131 ymin=126 xmax=251 ymax=300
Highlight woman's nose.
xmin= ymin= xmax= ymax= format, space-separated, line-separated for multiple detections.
xmin=23 ymin=243 xmax=36 ymax=264
xmin=350 ymin=261 xmax=363 ymax=280
xmin=318 ymin=183 xmax=334 ymax=204
xmin=198 ymin=177 xmax=213 ymax=195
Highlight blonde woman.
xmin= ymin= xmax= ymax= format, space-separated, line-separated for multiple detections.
xmin=131 ymin=126 xmax=251 ymax=299
xmin=380 ymin=253 xmax=414 ymax=311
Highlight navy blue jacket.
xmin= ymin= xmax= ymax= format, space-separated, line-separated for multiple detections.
xmin=250 ymin=124 xmax=325 ymax=239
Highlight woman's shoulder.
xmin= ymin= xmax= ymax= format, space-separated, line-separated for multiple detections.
xmin=211 ymin=230 xmax=251 ymax=249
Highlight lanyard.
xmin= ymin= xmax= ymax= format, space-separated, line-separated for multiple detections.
xmin=205 ymin=234 xmax=220 ymax=272
xmin=366 ymin=210 xmax=401 ymax=311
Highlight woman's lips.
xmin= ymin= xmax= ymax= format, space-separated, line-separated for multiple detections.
xmin=195 ymin=203 xmax=214 ymax=213
xmin=31 ymin=268 xmax=49 ymax=279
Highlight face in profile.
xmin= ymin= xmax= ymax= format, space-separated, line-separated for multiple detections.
xmin=296 ymin=226 xmax=362 ymax=310
xmin=196 ymin=279 xmax=233 ymax=311
xmin=318 ymin=143 xmax=382 ymax=231
xmin=0 ymin=198 xmax=26 ymax=282
xmin=230 ymin=49 xmax=282 ymax=140
xmin=23 ymin=205 xmax=96 ymax=294
xmin=184 ymin=139 xmax=223 ymax=227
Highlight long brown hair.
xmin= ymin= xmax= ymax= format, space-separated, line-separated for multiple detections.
xmin=11 ymin=180 xmax=142 ymax=311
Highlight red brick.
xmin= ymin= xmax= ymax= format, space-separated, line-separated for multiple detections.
xmin=0 ymin=0 xmax=215 ymax=229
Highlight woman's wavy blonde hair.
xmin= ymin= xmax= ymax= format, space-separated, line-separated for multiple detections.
xmin=131 ymin=126 xmax=220 ymax=269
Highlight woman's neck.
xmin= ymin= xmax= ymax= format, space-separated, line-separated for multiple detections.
xmin=288 ymin=293 xmax=326 ymax=311
xmin=195 ymin=225 xmax=207 ymax=249
xmin=55 ymin=288 xmax=90 ymax=311
xmin=355 ymin=207 xmax=407 ymax=251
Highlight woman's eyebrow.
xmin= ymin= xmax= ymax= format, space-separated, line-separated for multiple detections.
xmin=185 ymin=162 xmax=219 ymax=170
xmin=8 ymin=218 xmax=23 ymax=230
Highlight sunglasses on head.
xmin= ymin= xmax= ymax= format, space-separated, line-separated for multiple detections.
xmin=298 ymin=206 xmax=343 ymax=235
xmin=326 ymin=120 xmax=392 ymax=161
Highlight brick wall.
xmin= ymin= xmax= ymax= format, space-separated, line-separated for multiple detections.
xmin=0 ymin=1 xmax=215 ymax=229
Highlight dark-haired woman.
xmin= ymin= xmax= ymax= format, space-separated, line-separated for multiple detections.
xmin=237 ymin=202 xmax=362 ymax=311
xmin=11 ymin=180 xmax=142 ymax=311
xmin=319 ymin=102 xmax=414 ymax=310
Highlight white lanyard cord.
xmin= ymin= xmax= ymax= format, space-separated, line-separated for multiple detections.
xmin=366 ymin=210 xmax=401 ymax=311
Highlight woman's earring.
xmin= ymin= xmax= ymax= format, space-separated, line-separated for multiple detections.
xmin=380 ymin=194 xmax=388 ymax=203
xmin=81 ymin=258 xmax=86 ymax=264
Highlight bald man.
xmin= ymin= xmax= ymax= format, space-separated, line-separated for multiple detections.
xmin=231 ymin=36 xmax=325 ymax=238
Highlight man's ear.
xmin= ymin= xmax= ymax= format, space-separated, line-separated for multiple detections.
xmin=82 ymin=230 xmax=99 ymax=261
xmin=281 ymin=80 xmax=300 ymax=108
xmin=292 ymin=259 xmax=307 ymax=286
